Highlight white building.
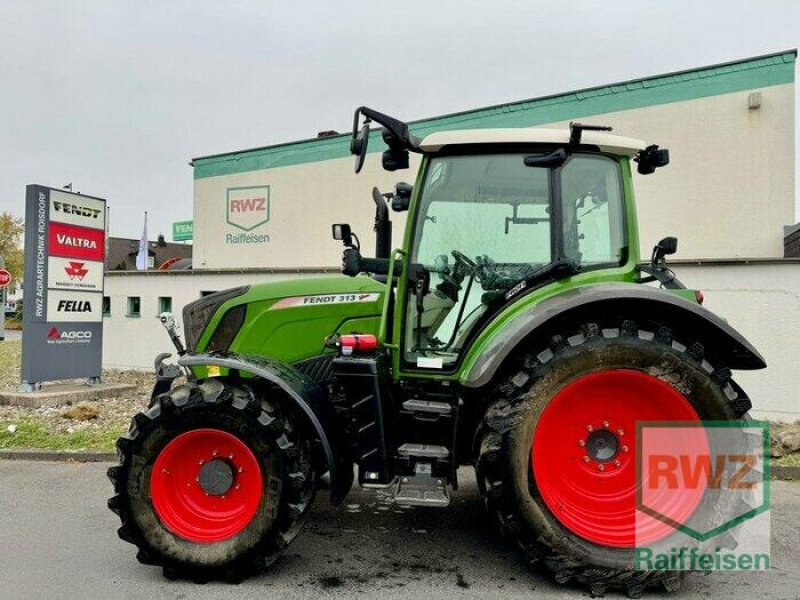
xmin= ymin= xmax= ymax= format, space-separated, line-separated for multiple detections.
xmin=103 ymin=50 xmax=799 ymax=420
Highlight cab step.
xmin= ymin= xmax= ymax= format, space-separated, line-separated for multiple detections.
xmin=397 ymin=443 xmax=449 ymax=459
xmin=393 ymin=463 xmax=450 ymax=508
xmin=401 ymin=399 xmax=452 ymax=415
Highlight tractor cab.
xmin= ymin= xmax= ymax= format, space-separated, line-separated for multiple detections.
xmin=336 ymin=108 xmax=668 ymax=374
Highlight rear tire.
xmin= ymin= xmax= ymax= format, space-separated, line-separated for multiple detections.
xmin=107 ymin=378 xmax=316 ymax=581
xmin=475 ymin=320 xmax=752 ymax=598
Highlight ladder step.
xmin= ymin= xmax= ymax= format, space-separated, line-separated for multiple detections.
xmin=393 ymin=464 xmax=451 ymax=508
xmin=398 ymin=443 xmax=449 ymax=459
xmin=402 ymin=399 xmax=452 ymax=415
xmin=394 ymin=486 xmax=450 ymax=507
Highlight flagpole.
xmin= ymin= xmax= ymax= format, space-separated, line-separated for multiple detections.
xmin=136 ymin=211 xmax=149 ymax=271
xmin=144 ymin=211 xmax=148 ymax=272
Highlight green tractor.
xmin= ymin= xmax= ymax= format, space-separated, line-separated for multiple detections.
xmin=108 ymin=107 xmax=765 ymax=596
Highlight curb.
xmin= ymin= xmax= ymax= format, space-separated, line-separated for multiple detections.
xmin=770 ymin=465 xmax=800 ymax=481
xmin=0 ymin=383 xmax=137 ymax=409
xmin=0 ymin=449 xmax=116 ymax=462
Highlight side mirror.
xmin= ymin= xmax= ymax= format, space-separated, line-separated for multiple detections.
xmin=635 ymin=145 xmax=670 ymax=175
xmin=392 ymin=182 xmax=413 ymax=212
xmin=332 ymin=223 xmax=353 ymax=247
xmin=350 ymin=120 xmax=371 ymax=174
xmin=652 ymin=236 xmax=678 ymax=265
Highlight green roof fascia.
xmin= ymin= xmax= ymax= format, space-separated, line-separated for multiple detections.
xmin=193 ymin=50 xmax=796 ymax=179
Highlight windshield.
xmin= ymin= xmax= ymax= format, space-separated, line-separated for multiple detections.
xmin=413 ymin=153 xmax=551 ymax=275
xmin=405 ymin=151 xmax=625 ymax=368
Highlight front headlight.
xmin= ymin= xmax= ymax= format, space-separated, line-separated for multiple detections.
xmin=182 ymin=286 xmax=249 ymax=352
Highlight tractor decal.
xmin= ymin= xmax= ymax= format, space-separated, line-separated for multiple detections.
xmin=269 ymin=293 xmax=380 ymax=310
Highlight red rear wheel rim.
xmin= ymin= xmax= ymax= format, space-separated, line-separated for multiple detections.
xmin=151 ymin=428 xmax=263 ymax=543
xmin=531 ymin=369 xmax=705 ymax=548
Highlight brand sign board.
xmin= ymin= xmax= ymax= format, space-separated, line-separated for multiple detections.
xmin=46 ymin=257 xmax=103 ymax=292
xmin=21 ymin=185 xmax=106 ymax=384
xmin=172 ymin=220 xmax=193 ymax=241
xmin=225 ymin=186 xmax=271 ymax=244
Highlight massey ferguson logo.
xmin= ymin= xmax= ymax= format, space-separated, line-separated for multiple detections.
xmin=53 ymin=201 xmax=102 ymax=220
xmin=57 ymin=299 xmax=92 ymax=312
xmin=46 ymin=327 xmax=92 ymax=343
xmin=64 ymin=261 xmax=89 ymax=281
xmin=226 ymin=186 xmax=270 ymax=232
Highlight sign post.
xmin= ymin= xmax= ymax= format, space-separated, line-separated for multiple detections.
xmin=0 ymin=257 xmax=9 ymax=342
xmin=20 ymin=185 xmax=107 ymax=391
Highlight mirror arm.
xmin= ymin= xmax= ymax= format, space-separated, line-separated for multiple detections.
xmin=352 ymin=106 xmax=420 ymax=152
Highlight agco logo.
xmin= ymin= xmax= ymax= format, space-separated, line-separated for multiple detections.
xmin=64 ymin=261 xmax=89 ymax=281
xmin=226 ymin=186 xmax=270 ymax=232
xmin=46 ymin=327 xmax=92 ymax=344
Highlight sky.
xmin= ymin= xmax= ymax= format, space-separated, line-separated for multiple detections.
xmin=1 ymin=1 xmax=798 ymax=240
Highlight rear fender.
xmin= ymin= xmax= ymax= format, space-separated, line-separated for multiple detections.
xmin=461 ymin=283 xmax=766 ymax=389
xmin=178 ymin=352 xmax=351 ymax=503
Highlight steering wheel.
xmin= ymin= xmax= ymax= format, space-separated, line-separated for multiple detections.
xmin=451 ymin=250 xmax=477 ymax=269
xmin=433 ymin=250 xmax=477 ymax=303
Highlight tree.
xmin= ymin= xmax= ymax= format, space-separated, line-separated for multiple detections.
xmin=0 ymin=212 xmax=24 ymax=289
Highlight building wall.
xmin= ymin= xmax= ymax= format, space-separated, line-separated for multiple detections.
xmin=102 ymin=261 xmax=800 ymax=422
xmin=192 ymin=53 xmax=795 ymax=268
xmin=545 ymin=85 xmax=795 ymax=260
xmin=669 ymin=260 xmax=800 ymax=423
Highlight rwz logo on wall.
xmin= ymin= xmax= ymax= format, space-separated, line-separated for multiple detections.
xmin=226 ymin=186 xmax=270 ymax=232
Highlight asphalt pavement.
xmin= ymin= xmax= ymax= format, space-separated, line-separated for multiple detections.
xmin=0 ymin=461 xmax=798 ymax=599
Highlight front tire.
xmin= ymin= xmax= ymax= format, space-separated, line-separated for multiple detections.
xmin=475 ymin=320 xmax=751 ymax=597
xmin=107 ymin=378 xmax=316 ymax=581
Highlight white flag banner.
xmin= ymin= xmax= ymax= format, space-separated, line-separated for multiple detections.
xmin=135 ymin=212 xmax=148 ymax=270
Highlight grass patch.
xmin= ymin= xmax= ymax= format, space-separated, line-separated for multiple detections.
xmin=773 ymin=453 xmax=800 ymax=467
xmin=0 ymin=416 xmax=123 ymax=451
xmin=0 ymin=340 xmax=20 ymax=390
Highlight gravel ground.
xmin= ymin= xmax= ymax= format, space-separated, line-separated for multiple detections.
xmin=0 ymin=340 xmax=155 ymax=442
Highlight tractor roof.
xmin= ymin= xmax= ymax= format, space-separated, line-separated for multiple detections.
xmin=419 ymin=128 xmax=646 ymax=157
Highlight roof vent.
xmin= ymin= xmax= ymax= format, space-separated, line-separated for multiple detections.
xmin=317 ymin=130 xmax=340 ymax=138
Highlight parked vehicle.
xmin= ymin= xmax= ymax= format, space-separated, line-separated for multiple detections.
xmin=108 ymin=107 xmax=765 ymax=596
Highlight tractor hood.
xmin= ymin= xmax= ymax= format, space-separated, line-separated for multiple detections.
xmin=193 ymin=275 xmax=386 ymax=364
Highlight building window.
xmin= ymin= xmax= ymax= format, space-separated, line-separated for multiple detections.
xmin=102 ymin=296 xmax=111 ymax=317
xmin=158 ymin=296 xmax=172 ymax=315
xmin=127 ymin=296 xmax=141 ymax=317
xmin=201 ymin=291 xmax=218 ymax=297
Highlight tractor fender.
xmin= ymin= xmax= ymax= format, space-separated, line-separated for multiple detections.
xmin=178 ymin=352 xmax=349 ymax=503
xmin=461 ymin=283 xmax=766 ymax=389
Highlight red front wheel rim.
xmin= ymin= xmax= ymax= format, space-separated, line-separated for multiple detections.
xmin=151 ymin=428 xmax=263 ymax=543
xmin=532 ymin=369 xmax=706 ymax=548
